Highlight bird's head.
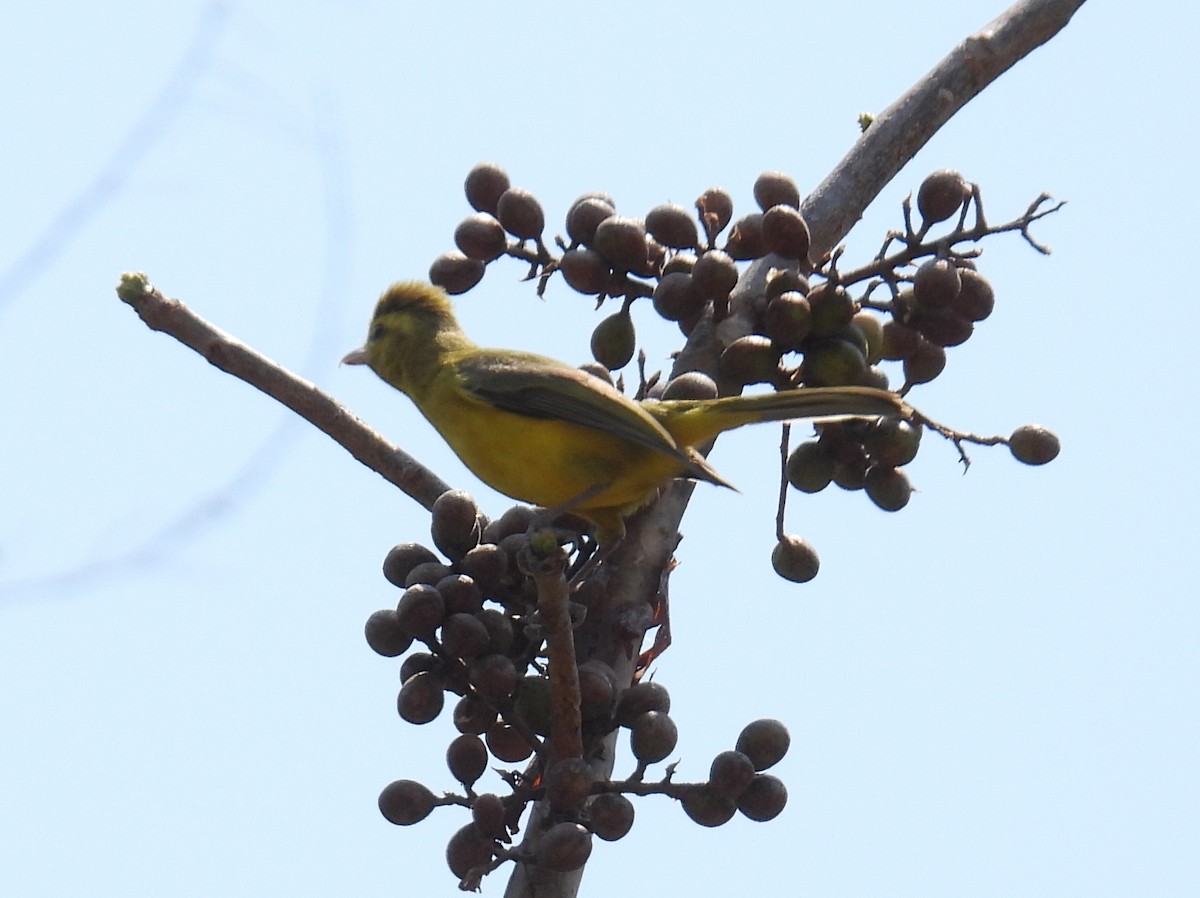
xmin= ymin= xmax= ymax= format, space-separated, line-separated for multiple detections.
xmin=342 ymin=281 xmax=465 ymax=392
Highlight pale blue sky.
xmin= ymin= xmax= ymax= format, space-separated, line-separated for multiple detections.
xmin=2 ymin=2 xmax=1196 ymax=895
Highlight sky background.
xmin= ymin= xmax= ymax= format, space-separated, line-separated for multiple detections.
xmin=2 ymin=1 xmax=1197 ymax=895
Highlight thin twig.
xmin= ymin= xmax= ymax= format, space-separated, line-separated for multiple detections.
xmin=775 ymin=423 xmax=791 ymax=541
xmin=115 ymin=272 xmax=452 ymax=511
xmin=525 ymin=534 xmax=584 ymax=763
xmin=837 ymin=188 xmax=1064 ymax=286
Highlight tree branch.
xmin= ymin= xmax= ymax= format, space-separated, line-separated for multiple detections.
xmin=802 ymin=0 xmax=1086 ymax=258
xmin=527 ymin=536 xmax=584 ymax=764
xmin=115 ymin=272 xmax=452 ymax=512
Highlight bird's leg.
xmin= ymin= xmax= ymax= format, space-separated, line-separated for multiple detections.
xmin=537 ymin=481 xmax=610 ymax=526
xmin=566 ymin=537 xmax=620 ymax=586
xmin=634 ymin=557 xmax=676 ymax=677
xmin=526 ymin=481 xmax=616 ymax=585
xmin=567 ymin=533 xmax=599 ymax=576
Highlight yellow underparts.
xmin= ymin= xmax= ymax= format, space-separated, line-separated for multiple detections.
xmin=413 ymin=378 xmax=690 ymax=542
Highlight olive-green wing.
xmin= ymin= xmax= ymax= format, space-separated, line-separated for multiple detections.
xmin=451 ymin=349 xmax=693 ymax=464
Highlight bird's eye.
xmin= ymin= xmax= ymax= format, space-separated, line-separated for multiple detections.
xmin=369 ymin=323 xmax=386 ymax=342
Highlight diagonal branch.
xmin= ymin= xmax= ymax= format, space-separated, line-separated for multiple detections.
xmin=802 ymin=0 xmax=1087 ymax=259
xmin=116 ymin=272 xmax=452 ymax=512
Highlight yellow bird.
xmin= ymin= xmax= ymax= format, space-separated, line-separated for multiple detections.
xmin=343 ymin=282 xmax=910 ymax=547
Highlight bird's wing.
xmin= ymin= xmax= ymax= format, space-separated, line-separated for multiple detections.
xmin=452 ymin=350 xmax=693 ymax=463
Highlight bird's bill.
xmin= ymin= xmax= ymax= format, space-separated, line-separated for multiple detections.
xmin=340 ymin=347 xmax=369 ymax=366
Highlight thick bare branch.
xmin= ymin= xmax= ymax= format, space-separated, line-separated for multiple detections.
xmin=803 ymin=0 xmax=1086 ymax=258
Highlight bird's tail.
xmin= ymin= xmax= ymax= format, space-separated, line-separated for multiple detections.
xmin=653 ymin=386 xmax=912 ymax=446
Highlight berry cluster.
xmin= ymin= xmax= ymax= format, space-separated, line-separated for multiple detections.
xmin=366 ymin=490 xmax=790 ymax=888
xmin=427 ymin=163 xmax=1060 ymax=583
xmin=366 ymin=164 xmax=1064 ymax=889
